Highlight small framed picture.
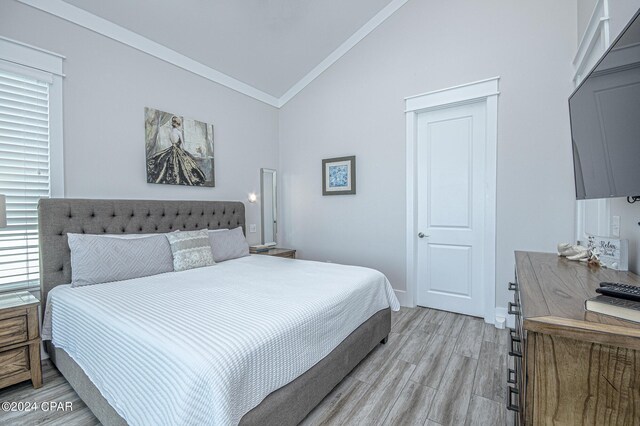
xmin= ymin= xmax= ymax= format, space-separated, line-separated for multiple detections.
xmin=322 ymin=156 xmax=356 ymax=195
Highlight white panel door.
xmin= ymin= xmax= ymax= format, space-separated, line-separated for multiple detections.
xmin=416 ymin=101 xmax=486 ymax=316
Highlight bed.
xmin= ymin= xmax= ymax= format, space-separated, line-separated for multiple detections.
xmin=38 ymin=198 xmax=398 ymax=426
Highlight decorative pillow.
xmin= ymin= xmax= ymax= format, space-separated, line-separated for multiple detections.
xmin=165 ymin=229 xmax=215 ymax=271
xmin=68 ymin=233 xmax=174 ymax=287
xmin=209 ymin=227 xmax=250 ymax=262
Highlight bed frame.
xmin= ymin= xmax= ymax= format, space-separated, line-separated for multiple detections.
xmin=39 ymin=198 xmax=390 ymax=426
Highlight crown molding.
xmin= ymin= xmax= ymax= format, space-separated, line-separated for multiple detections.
xmin=17 ymin=0 xmax=409 ymax=108
xmin=277 ymin=0 xmax=410 ymax=107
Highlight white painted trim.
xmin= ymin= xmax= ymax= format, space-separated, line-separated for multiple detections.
xmin=16 ymin=0 xmax=280 ymax=107
xmin=0 ymin=36 xmax=64 ymax=77
xmin=0 ymin=36 xmax=65 ymax=60
xmin=49 ymin=73 xmax=65 ymax=198
xmin=0 ymin=37 xmax=65 ymax=197
xmin=575 ymin=200 xmax=584 ymax=244
xmin=598 ymin=200 xmax=611 ymax=236
xmin=484 ymin=92 xmax=498 ymax=325
xmin=405 ymin=77 xmax=500 ymax=112
xmin=394 ymin=289 xmax=410 ymax=307
xmin=0 ymin=59 xmax=54 ymax=84
xmin=405 ymin=111 xmax=418 ymax=308
xmin=16 ymin=0 xmax=409 ymax=109
xmin=573 ymin=0 xmax=611 ymax=243
xmin=405 ymin=77 xmax=499 ymax=324
xmin=576 ymin=199 xmax=608 ymax=244
xmin=277 ymin=0 xmax=410 ymax=107
xmin=495 ymin=307 xmax=515 ymax=329
xmin=573 ymin=0 xmax=610 ymax=84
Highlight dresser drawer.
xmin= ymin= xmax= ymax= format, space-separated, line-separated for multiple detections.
xmin=507 ymin=275 xmax=527 ymax=425
xmin=0 ymin=346 xmax=29 ymax=379
xmin=0 ymin=315 xmax=28 ymax=347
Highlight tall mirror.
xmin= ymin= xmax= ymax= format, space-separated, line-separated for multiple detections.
xmin=261 ymin=168 xmax=277 ymax=245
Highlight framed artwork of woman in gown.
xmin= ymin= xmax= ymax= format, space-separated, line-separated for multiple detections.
xmin=145 ymin=107 xmax=215 ymax=187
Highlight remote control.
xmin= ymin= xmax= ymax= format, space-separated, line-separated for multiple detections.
xmin=596 ymin=282 xmax=640 ymax=302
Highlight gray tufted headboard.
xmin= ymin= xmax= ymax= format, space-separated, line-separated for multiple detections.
xmin=38 ymin=198 xmax=246 ymax=314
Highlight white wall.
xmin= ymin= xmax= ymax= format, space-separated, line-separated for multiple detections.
xmin=578 ymin=0 xmax=599 ymax=39
xmin=611 ymin=202 xmax=640 ymax=272
xmin=279 ymin=0 xmax=578 ymax=310
xmin=609 ymin=0 xmax=640 ymax=39
xmin=577 ymin=0 xmax=640 ymax=42
xmin=0 ymin=1 xmax=280 ymax=245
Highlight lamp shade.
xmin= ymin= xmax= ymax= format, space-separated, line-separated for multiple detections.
xmin=0 ymin=195 xmax=6 ymax=228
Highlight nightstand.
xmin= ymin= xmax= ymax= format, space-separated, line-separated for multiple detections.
xmin=255 ymin=248 xmax=296 ymax=259
xmin=0 ymin=291 xmax=42 ymax=390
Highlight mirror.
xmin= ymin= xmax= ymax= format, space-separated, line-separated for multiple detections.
xmin=260 ymin=168 xmax=277 ymax=245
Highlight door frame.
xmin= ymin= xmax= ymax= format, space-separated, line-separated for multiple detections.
xmin=405 ymin=77 xmax=499 ymax=324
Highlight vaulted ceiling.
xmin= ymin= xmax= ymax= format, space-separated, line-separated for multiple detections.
xmin=60 ymin=0 xmax=398 ymax=100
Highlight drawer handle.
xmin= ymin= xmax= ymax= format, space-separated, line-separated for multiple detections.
xmin=509 ymin=331 xmax=522 ymax=358
xmin=508 ymin=301 xmax=520 ymax=316
xmin=507 ymin=368 xmax=517 ymax=384
xmin=507 ymin=386 xmax=520 ymax=412
xmin=508 ymin=282 xmax=518 ymax=291
xmin=508 ymin=327 xmax=520 ymax=340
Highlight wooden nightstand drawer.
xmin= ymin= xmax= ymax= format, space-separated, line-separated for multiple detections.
xmin=0 ymin=291 xmax=42 ymax=390
xmin=0 ymin=346 xmax=29 ymax=378
xmin=254 ymin=248 xmax=296 ymax=259
xmin=276 ymin=252 xmax=295 ymax=259
xmin=0 ymin=315 xmax=28 ymax=347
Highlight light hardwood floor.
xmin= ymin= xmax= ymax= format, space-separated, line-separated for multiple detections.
xmin=302 ymin=307 xmax=513 ymax=426
xmin=0 ymin=307 xmax=513 ymax=426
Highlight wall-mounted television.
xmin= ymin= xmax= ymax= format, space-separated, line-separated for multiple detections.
xmin=569 ymin=8 xmax=640 ymax=200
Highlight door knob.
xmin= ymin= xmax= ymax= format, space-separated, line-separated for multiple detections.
xmin=418 ymin=232 xmax=428 ymax=238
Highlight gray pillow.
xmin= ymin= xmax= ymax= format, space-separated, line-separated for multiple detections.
xmin=209 ymin=227 xmax=250 ymax=262
xmin=165 ymin=229 xmax=215 ymax=271
xmin=68 ymin=233 xmax=174 ymax=287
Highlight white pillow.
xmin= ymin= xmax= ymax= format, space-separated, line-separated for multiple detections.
xmin=208 ymin=227 xmax=250 ymax=262
xmin=68 ymin=233 xmax=174 ymax=287
xmin=101 ymin=233 xmax=160 ymax=239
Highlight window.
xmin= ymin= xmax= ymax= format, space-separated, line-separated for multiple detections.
xmin=0 ymin=69 xmax=50 ymax=291
xmin=0 ymin=37 xmax=64 ymax=292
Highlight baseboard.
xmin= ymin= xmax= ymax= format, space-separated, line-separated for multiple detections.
xmin=495 ymin=306 xmax=515 ymax=329
xmin=394 ymin=289 xmax=412 ymax=307
xmin=394 ymin=290 xmax=514 ymax=329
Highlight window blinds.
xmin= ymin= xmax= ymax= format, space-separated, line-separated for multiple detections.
xmin=0 ymin=69 xmax=50 ymax=291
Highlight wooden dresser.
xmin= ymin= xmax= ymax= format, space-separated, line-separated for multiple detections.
xmin=0 ymin=291 xmax=42 ymax=390
xmin=508 ymin=251 xmax=640 ymax=425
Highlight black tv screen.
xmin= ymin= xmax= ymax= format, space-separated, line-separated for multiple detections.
xmin=569 ymin=9 xmax=640 ymax=199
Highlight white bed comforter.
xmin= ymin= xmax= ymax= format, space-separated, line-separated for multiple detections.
xmin=44 ymin=255 xmax=399 ymax=426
